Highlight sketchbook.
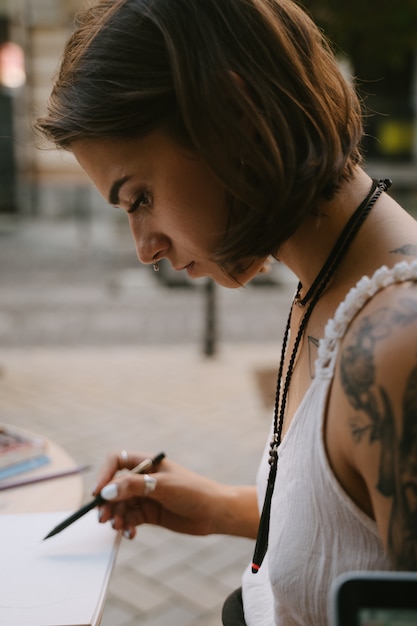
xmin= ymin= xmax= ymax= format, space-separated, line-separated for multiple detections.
xmin=0 ymin=510 xmax=121 ymax=626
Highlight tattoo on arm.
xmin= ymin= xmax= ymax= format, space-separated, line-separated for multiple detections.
xmin=340 ymin=296 xmax=417 ymax=569
xmin=308 ymin=335 xmax=319 ymax=379
xmin=395 ymin=365 xmax=417 ymax=568
xmin=391 ymin=244 xmax=417 ymax=257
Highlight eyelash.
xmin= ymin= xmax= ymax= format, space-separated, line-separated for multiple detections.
xmin=127 ymin=190 xmax=151 ymax=214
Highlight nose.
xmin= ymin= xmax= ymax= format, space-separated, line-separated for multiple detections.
xmin=132 ymin=230 xmax=171 ymax=267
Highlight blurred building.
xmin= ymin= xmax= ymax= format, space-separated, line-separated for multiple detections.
xmin=0 ymin=0 xmax=87 ymax=217
xmin=0 ymin=0 xmax=416 ymax=218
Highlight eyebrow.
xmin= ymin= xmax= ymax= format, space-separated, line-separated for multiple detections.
xmin=108 ymin=175 xmax=132 ymax=205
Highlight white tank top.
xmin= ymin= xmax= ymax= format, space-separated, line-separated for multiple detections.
xmin=242 ymin=261 xmax=417 ymax=625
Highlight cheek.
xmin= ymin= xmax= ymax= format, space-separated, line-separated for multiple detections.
xmin=173 ymin=165 xmax=229 ymax=233
xmin=155 ymin=196 xmax=227 ymax=253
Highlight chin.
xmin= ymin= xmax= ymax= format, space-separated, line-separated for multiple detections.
xmin=200 ymin=257 xmax=268 ymax=288
xmin=214 ymin=275 xmax=244 ymax=289
xmin=213 ymin=266 xmax=260 ymax=289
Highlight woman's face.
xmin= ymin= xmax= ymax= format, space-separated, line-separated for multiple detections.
xmin=72 ymin=129 xmax=267 ymax=288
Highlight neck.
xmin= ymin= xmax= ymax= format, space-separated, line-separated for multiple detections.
xmin=277 ymin=167 xmax=372 ymax=290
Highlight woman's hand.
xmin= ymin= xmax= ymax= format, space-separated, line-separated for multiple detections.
xmin=93 ymin=451 xmax=259 ymax=540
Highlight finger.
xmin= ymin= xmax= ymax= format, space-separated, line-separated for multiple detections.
xmin=92 ymin=453 xmax=121 ymax=496
xmin=123 ymin=526 xmax=137 ymax=540
xmin=99 ymin=471 xmax=160 ymax=502
xmin=101 ymin=499 xmax=144 ymax=538
xmin=93 ymin=450 xmax=152 ymax=495
xmin=97 ymin=501 xmax=115 ymax=524
xmin=116 ymin=450 xmax=151 ymax=471
xmin=119 ymin=502 xmax=144 ymax=538
xmin=99 ymin=499 xmax=131 ymax=527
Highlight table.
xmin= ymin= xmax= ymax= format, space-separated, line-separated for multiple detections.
xmin=0 ymin=427 xmax=84 ymax=514
xmin=0 ymin=426 xmax=119 ymax=626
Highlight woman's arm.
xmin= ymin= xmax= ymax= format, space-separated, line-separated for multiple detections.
xmin=333 ymin=281 xmax=417 ymax=569
xmin=93 ymin=452 xmax=259 ymax=540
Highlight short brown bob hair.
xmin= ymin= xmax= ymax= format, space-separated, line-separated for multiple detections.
xmin=36 ymin=0 xmax=363 ymax=270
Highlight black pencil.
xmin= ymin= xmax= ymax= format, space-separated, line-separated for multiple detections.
xmin=43 ymin=452 xmax=165 ymax=540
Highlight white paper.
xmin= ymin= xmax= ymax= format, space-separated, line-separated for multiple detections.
xmin=0 ymin=510 xmax=120 ymax=626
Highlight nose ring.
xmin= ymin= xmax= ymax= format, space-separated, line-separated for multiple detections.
xmin=153 ymin=262 xmax=159 ymax=272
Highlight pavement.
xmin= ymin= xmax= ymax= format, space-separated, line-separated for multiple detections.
xmin=0 ymin=210 xmax=295 ymax=626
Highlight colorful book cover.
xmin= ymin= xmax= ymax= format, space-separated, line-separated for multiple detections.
xmin=0 ymin=425 xmax=47 ymax=469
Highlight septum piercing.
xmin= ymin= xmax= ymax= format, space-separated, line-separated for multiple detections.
xmin=153 ymin=262 xmax=159 ymax=272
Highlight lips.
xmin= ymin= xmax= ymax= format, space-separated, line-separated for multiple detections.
xmin=184 ymin=262 xmax=195 ymax=276
xmin=173 ymin=261 xmax=194 ymax=272
xmin=170 ymin=261 xmax=198 ymax=278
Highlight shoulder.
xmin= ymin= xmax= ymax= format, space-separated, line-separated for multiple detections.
xmin=340 ymin=278 xmax=417 ymax=407
xmin=330 ymin=277 xmax=417 ymax=569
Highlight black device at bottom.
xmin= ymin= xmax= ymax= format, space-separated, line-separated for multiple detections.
xmin=330 ymin=571 xmax=417 ymax=626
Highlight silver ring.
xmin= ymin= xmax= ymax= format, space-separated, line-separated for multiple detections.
xmin=143 ymin=473 xmax=157 ymax=495
xmin=153 ymin=262 xmax=159 ymax=272
xmin=119 ymin=449 xmax=129 ymax=468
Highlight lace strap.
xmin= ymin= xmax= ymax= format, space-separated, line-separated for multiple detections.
xmin=316 ymin=261 xmax=417 ymax=378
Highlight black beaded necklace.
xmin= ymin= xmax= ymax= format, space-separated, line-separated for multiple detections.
xmin=251 ymin=178 xmax=392 ymax=573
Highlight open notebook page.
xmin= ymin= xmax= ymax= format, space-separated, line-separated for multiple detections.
xmin=0 ymin=510 xmax=120 ymax=626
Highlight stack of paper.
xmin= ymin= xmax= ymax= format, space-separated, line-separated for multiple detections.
xmin=0 ymin=510 xmax=120 ymax=626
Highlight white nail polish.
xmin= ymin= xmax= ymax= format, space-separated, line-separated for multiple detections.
xmin=100 ymin=483 xmax=118 ymax=500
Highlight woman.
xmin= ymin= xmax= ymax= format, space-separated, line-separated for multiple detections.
xmin=36 ymin=0 xmax=417 ymax=623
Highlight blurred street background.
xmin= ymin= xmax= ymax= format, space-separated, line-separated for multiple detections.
xmin=0 ymin=1 xmax=416 ymax=624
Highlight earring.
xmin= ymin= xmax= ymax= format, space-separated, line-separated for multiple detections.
xmin=153 ymin=262 xmax=159 ymax=272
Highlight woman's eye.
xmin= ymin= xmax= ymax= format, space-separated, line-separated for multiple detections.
xmin=127 ymin=192 xmax=151 ymax=214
